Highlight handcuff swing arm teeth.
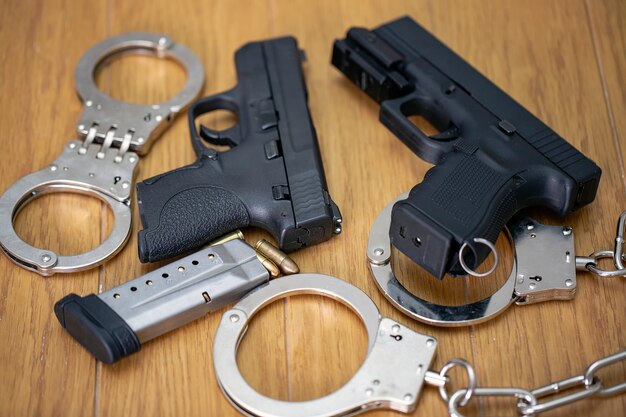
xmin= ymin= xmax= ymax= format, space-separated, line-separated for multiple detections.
xmin=0 ymin=33 xmax=204 ymax=275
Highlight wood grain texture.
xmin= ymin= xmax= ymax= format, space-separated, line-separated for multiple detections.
xmin=0 ymin=1 xmax=624 ymax=417
xmin=428 ymin=2 xmax=626 ymax=416
xmin=0 ymin=1 xmax=106 ymax=416
xmin=586 ymin=0 xmax=626 ymax=187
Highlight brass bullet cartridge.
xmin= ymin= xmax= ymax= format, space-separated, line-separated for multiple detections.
xmin=256 ymin=252 xmax=280 ymax=278
xmin=208 ymin=230 xmax=245 ymax=246
xmin=255 ymin=239 xmax=300 ymax=275
xmin=207 ymin=231 xmax=281 ymax=278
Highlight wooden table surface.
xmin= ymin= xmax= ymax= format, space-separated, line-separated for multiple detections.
xmin=1 ymin=1 xmax=625 ymax=416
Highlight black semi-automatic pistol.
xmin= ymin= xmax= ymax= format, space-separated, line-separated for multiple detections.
xmin=332 ymin=17 xmax=601 ymax=279
xmin=136 ymin=37 xmax=342 ymax=263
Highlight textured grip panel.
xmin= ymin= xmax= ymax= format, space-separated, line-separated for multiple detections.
xmin=391 ymin=151 xmax=519 ymax=278
xmin=431 ymin=154 xmax=503 ymax=222
xmin=138 ymin=187 xmax=250 ymax=263
xmin=482 ymin=189 xmax=517 ymax=243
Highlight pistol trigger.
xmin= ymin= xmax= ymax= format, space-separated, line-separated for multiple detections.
xmin=200 ymin=125 xmax=238 ymax=148
xmin=430 ymin=124 xmax=460 ymax=141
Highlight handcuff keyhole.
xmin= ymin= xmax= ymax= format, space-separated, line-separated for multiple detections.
xmin=113 ymin=176 xmax=121 ymax=184
xmin=529 ymin=276 xmax=542 ymax=282
xmin=391 ymin=334 xmax=403 ymax=341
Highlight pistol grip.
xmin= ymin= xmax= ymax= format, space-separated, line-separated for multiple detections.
xmin=390 ymin=150 xmax=518 ymax=279
xmin=137 ymin=162 xmax=250 ymax=263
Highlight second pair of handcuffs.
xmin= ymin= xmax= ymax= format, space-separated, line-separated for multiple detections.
xmin=0 ymin=33 xmax=205 ymax=275
xmin=367 ymin=193 xmax=626 ymax=326
xmin=214 ymin=274 xmax=626 ymax=417
xmin=211 ymin=194 xmax=626 ymax=417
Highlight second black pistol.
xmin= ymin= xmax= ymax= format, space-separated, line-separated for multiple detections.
xmin=136 ymin=37 xmax=342 ymax=263
xmin=332 ymin=17 xmax=601 ymax=279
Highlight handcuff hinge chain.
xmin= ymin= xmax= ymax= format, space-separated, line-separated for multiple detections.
xmin=79 ymin=123 xmax=136 ymax=164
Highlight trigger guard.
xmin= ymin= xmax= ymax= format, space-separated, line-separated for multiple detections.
xmin=380 ymin=97 xmax=456 ymax=164
xmin=189 ymin=90 xmax=242 ymax=154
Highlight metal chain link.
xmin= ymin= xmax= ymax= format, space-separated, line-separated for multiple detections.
xmin=427 ymin=213 xmax=626 ymax=415
xmin=613 ymin=212 xmax=626 ymax=270
xmin=437 ymin=359 xmax=476 ymax=407
xmin=583 ymin=251 xmax=626 ymax=277
xmin=577 ymin=211 xmax=626 ymax=278
xmin=440 ymin=350 xmax=626 ymax=416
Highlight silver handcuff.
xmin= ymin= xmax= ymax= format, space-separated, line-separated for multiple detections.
xmin=0 ymin=33 xmax=204 ymax=275
xmin=367 ymin=193 xmax=626 ymax=326
xmin=213 ymin=274 xmax=626 ymax=417
xmin=214 ymin=274 xmax=439 ymax=417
